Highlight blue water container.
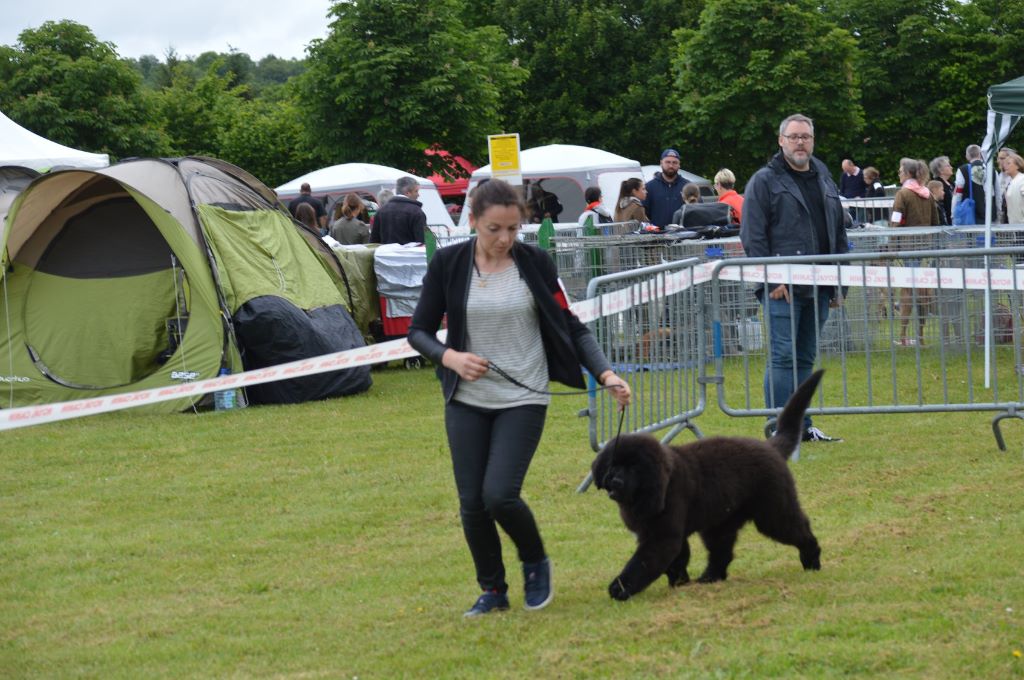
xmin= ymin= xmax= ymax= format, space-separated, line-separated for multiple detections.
xmin=214 ymin=367 xmax=236 ymax=410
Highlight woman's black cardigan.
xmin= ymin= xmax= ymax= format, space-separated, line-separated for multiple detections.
xmin=407 ymin=239 xmax=612 ymax=403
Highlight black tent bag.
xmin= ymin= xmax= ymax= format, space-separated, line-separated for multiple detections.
xmin=233 ymin=296 xmax=372 ymax=404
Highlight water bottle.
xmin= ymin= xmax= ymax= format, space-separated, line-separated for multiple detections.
xmin=214 ymin=367 xmax=236 ymax=410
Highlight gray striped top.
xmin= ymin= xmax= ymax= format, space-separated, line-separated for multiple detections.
xmin=453 ymin=264 xmax=550 ymax=408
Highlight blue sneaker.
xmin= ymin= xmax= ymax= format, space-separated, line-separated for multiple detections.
xmin=523 ymin=558 xmax=553 ymax=611
xmin=463 ymin=590 xmax=509 ymax=618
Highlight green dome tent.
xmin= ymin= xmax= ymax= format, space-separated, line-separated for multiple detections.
xmin=0 ymin=157 xmax=371 ymax=412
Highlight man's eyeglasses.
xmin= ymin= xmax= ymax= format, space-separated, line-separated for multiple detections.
xmin=782 ymin=134 xmax=814 ymax=142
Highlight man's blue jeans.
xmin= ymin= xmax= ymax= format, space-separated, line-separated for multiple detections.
xmin=764 ymin=291 xmax=830 ymax=428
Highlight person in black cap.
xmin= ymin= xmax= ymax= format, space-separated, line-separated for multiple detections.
xmin=643 ymin=148 xmax=689 ymax=228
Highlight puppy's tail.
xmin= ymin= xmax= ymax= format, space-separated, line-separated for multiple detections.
xmin=769 ymin=369 xmax=825 ymax=459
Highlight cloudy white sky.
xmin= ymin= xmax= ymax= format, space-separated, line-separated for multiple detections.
xmin=1 ymin=1 xmax=334 ymax=61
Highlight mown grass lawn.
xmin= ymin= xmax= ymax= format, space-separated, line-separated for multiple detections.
xmin=2 ymin=365 xmax=1024 ymax=678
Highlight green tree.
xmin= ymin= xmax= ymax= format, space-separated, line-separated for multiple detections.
xmin=195 ymin=49 xmax=256 ymax=91
xmin=613 ymin=0 xmax=707 ymax=162
xmin=153 ymin=59 xmax=245 ymax=157
xmin=129 ymin=54 xmax=164 ymax=89
xmin=463 ymin=0 xmax=703 ymax=163
xmin=823 ymin=0 xmax=1024 ymax=180
xmin=672 ymin=0 xmax=862 ymax=184
xmin=301 ymin=0 xmax=527 ymax=176
xmin=252 ymin=55 xmax=306 ymax=94
xmin=218 ymin=93 xmax=322 ymax=188
xmin=0 ymin=20 xmax=170 ymax=159
xmin=464 ymin=1 xmax=629 ymax=148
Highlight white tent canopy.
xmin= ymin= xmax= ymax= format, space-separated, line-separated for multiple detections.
xmin=0 ymin=110 xmax=109 ymax=171
xmin=460 ymin=144 xmax=643 ymax=227
xmin=277 ymin=163 xmax=455 ymax=231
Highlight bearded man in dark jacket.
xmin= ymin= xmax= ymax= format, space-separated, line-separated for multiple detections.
xmin=740 ymin=113 xmax=848 ymax=443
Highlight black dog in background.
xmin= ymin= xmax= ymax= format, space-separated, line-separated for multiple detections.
xmin=592 ymin=370 xmax=824 ymax=601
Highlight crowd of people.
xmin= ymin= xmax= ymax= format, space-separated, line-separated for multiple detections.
xmin=286 ymin=179 xmax=427 ymax=247
xmin=836 ymin=145 xmax=1024 ymax=228
xmin=575 ymin=140 xmax=1024 ymax=237
xmin=286 ymin=141 xmax=1024 ymax=247
xmin=581 ymin=147 xmax=743 ymax=233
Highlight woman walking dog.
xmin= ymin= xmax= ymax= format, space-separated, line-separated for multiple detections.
xmin=408 ymin=179 xmax=631 ymax=617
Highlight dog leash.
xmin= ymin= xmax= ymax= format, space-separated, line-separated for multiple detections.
xmin=492 ymin=360 xmax=628 ymax=492
xmin=490 ymin=358 xmax=628 ymax=447
xmin=486 ymin=361 xmax=625 ymax=398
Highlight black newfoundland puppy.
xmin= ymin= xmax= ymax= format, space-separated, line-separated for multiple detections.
xmin=592 ymin=370 xmax=824 ymax=601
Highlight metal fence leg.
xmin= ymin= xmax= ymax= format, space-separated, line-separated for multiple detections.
xmin=991 ymin=410 xmax=1024 ymax=452
xmin=657 ymin=420 xmax=703 ymax=446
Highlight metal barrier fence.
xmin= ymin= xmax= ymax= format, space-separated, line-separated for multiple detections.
xmin=427 ymin=225 xmax=1024 ymax=460
xmin=842 ymin=197 xmax=894 ymax=226
xmin=708 ymin=246 xmax=1024 ymax=450
xmin=558 ymin=225 xmax=1009 ymax=313
xmin=577 ymin=258 xmax=707 ymax=491
xmin=434 ymin=225 xmax=1024 ymax=295
xmin=577 ymin=233 xmax=1024 ymax=477
xmin=667 ymin=226 xmax=1024 ymax=360
xmin=552 ymin=231 xmax=699 ymax=301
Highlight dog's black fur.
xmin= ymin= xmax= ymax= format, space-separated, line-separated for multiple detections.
xmin=592 ymin=370 xmax=824 ymax=601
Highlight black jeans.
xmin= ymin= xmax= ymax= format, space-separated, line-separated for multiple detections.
xmin=444 ymin=400 xmax=548 ymax=593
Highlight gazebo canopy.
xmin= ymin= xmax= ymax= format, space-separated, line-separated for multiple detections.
xmin=0 ymin=111 xmax=109 ymax=171
xmin=981 ymin=75 xmax=1024 ymax=168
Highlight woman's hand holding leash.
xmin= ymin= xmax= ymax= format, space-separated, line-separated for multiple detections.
xmin=599 ymin=371 xmax=632 ymax=410
xmin=443 ymin=349 xmax=490 ymax=382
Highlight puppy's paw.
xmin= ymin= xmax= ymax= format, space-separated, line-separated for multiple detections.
xmin=666 ymin=571 xmax=690 ymax=588
xmin=800 ymin=545 xmax=821 ymax=571
xmin=608 ymin=577 xmax=631 ymax=601
xmin=696 ymin=570 xmax=725 ymax=584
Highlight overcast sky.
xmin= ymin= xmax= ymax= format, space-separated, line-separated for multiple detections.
xmin=1 ymin=1 xmax=333 ymax=61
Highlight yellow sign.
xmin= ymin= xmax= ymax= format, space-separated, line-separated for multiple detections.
xmin=488 ymin=133 xmax=522 ymax=185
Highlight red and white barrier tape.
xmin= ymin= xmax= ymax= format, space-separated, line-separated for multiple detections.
xmin=0 ymin=336 xmax=422 ymax=432
xmin=3 ymin=261 xmax=1019 ymax=431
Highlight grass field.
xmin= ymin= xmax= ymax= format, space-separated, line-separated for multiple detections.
xmin=3 ymin=364 xmax=1024 ymax=678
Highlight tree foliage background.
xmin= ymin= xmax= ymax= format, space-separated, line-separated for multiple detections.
xmin=1 ymin=0 xmax=1023 ymax=190
xmin=300 ymin=0 xmax=526 ymax=179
